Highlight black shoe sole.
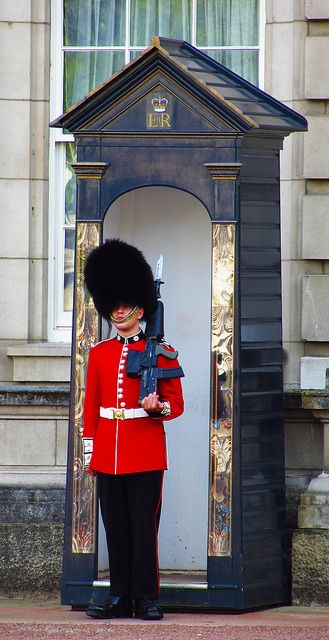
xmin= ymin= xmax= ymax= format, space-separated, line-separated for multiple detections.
xmin=134 ymin=612 xmax=163 ymax=620
xmin=86 ymin=608 xmax=133 ymax=619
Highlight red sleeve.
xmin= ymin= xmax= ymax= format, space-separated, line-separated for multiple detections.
xmin=157 ymin=348 xmax=184 ymax=421
xmin=82 ymin=346 xmax=101 ymax=439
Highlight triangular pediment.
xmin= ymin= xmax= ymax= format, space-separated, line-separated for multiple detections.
xmin=85 ymin=78 xmax=242 ymax=134
xmin=51 ymin=37 xmax=307 ymax=136
xmin=50 ymin=45 xmax=255 ymax=135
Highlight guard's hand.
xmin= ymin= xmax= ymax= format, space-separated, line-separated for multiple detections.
xmin=141 ymin=392 xmax=163 ymax=412
xmin=84 ymin=466 xmax=96 ymax=477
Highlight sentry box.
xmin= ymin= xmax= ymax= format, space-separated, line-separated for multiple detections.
xmin=51 ymin=37 xmax=307 ymax=611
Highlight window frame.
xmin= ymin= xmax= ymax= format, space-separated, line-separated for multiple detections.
xmin=48 ymin=0 xmax=265 ymax=341
xmin=49 ymin=0 xmax=75 ymax=341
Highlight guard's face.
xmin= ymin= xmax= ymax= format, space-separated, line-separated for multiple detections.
xmin=111 ymin=304 xmax=144 ymax=335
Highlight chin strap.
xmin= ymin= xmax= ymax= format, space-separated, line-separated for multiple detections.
xmin=110 ymin=306 xmax=139 ymax=324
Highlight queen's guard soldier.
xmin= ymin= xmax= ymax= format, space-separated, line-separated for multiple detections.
xmin=82 ymin=239 xmax=184 ymax=621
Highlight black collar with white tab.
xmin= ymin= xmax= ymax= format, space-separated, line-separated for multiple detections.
xmin=116 ymin=330 xmax=145 ymax=344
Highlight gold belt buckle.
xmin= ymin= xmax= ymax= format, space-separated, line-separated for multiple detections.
xmin=114 ymin=409 xmax=125 ymax=419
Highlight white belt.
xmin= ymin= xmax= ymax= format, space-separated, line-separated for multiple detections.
xmin=100 ymin=406 xmax=149 ymax=420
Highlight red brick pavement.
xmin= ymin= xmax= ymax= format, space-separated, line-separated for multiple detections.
xmin=0 ymin=600 xmax=329 ymax=640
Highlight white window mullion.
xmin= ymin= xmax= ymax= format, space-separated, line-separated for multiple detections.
xmin=191 ymin=0 xmax=197 ymax=47
xmin=48 ymin=142 xmax=73 ymax=341
xmin=48 ymin=132 xmax=57 ymax=341
xmin=62 ymin=45 xmax=126 ymax=51
xmin=258 ymin=0 xmax=265 ymax=89
xmin=126 ymin=0 xmax=131 ymax=63
xmin=198 ymin=46 xmax=259 ymax=51
xmin=50 ymin=0 xmax=64 ymax=122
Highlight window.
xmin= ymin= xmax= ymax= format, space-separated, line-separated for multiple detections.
xmin=63 ymin=0 xmax=261 ymax=111
xmin=49 ymin=0 xmax=263 ymax=339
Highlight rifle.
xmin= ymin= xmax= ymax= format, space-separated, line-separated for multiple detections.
xmin=126 ymin=255 xmax=184 ymax=403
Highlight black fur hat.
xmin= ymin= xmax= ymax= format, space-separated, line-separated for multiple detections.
xmin=84 ymin=238 xmax=157 ymax=320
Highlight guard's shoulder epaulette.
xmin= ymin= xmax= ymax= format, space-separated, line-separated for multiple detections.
xmin=91 ymin=337 xmax=113 ymax=349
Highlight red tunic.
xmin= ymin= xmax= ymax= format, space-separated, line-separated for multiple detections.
xmin=82 ymin=333 xmax=184 ymax=475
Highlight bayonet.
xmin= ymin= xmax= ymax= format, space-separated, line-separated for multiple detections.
xmin=155 ymin=254 xmax=163 ymax=299
xmin=126 ymin=254 xmax=184 ymax=401
xmin=155 ymin=254 xmax=163 ymax=283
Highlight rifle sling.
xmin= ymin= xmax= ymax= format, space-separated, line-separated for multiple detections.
xmin=155 ymin=366 xmax=184 ymax=380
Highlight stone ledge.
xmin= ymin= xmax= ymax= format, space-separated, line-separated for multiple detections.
xmin=0 ymin=467 xmax=67 ymax=488
xmin=7 ymin=343 xmax=71 ymax=357
xmin=0 ymin=487 xmax=65 ymax=524
xmin=0 ymin=384 xmax=69 ymax=406
xmin=284 ymin=389 xmax=329 ymax=411
xmin=7 ymin=343 xmax=71 ymax=382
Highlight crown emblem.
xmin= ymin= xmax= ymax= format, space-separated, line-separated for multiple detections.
xmin=151 ymin=97 xmax=168 ymax=113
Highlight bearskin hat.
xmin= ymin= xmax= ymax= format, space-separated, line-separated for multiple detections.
xmin=84 ymin=238 xmax=157 ymax=320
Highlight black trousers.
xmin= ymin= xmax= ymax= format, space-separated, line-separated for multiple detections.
xmin=98 ymin=470 xmax=164 ymax=600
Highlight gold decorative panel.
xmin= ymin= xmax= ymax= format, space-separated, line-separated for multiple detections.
xmin=208 ymin=224 xmax=235 ymax=557
xmin=72 ymin=222 xmax=100 ymax=553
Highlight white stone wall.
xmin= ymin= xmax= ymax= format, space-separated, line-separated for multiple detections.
xmin=266 ymin=1 xmax=329 ymax=389
xmin=0 ymin=1 xmax=329 ymax=488
xmin=0 ymin=2 xmax=69 ymax=487
xmin=0 ymin=403 xmax=68 ymax=488
xmin=0 ymin=2 xmax=50 ymax=350
xmin=0 ymin=4 xmax=327 ymax=388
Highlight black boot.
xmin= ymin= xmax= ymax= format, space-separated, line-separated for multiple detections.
xmin=86 ymin=595 xmax=133 ymax=619
xmin=134 ymin=598 xmax=163 ymax=620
